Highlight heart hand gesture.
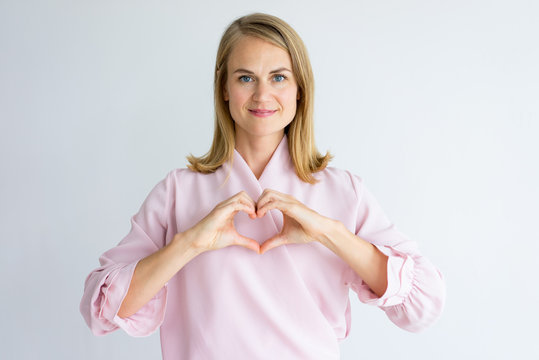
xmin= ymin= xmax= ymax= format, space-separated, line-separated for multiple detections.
xmin=184 ymin=189 xmax=333 ymax=255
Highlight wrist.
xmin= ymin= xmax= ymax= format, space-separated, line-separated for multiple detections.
xmin=171 ymin=230 xmax=205 ymax=259
xmin=317 ymin=218 xmax=347 ymax=253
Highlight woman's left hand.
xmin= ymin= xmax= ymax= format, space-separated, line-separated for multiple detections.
xmin=255 ymin=188 xmax=336 ymax=254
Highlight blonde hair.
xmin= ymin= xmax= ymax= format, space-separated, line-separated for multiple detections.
xmin=186 ymin=12 xmax=332 ymax=184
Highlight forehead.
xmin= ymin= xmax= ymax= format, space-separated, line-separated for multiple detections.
xmin=227 ymin=36 xmax=292 ymax=70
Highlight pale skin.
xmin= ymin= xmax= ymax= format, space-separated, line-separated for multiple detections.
xmin=117 ymin=36 xmax=388 ymax=319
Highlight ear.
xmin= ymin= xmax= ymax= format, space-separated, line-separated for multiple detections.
xmin=296 ymin=90 xmax=300 ymax=101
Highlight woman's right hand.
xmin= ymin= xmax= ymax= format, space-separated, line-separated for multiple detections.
xmin=179 ymin=191 xmax=260 ymax=254
xmin=117 ymin=191 xmax=259 ymax=318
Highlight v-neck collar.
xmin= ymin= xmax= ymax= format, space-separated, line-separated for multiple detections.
xmin=230 ymin=134 xmax=293 ymax=188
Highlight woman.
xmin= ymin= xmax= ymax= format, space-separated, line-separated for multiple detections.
xmin=81 ymin=13 xmax=445 ymax=359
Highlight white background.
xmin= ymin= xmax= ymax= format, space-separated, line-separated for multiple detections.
xmin=1 ymin=0 xmax=538 ymax=359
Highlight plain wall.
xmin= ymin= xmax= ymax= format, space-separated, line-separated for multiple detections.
xmin=1 ymin=0 xmax=538 ymax=358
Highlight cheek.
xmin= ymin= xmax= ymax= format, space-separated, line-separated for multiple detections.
xmin=228 ymin=86 xmax=250 ymax=106
xmin=282 ymin=88 xmax=299 ymax=108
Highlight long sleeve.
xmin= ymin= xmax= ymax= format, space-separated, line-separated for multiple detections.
xmin=80 ymin=170 xmax=174 ymax=337
xmin=345 ymin=172 xmax=446 ymax=332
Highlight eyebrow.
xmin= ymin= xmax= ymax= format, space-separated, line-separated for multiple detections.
xmin=232 ymin=67 xmax=292 ymax=74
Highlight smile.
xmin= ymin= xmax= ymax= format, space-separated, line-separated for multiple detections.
xmin=248 ymin=109 xmax=277 ymax=117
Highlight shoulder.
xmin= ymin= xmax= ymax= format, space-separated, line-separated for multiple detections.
xmin=315 ymin=165 xmax=365 ymax=189
xmin=165 ymin=167 xmax=191 ymax=181
xmin=165 ymin=167 xmax=217 ymax=180
xmin=313 ymin=165 xmax=366 ymax=200
xmin=163 ymin=166 xmax=225 ymax=189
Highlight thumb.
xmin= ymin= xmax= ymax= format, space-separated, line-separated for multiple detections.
xmin=259 ymin=235 xmax=286 ymax=255
xmin=234 ymin=232 xmax=261 ymax=254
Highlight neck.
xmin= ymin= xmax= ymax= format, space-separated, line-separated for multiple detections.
xmin=234 ymin=131 xmax=284 ymax=180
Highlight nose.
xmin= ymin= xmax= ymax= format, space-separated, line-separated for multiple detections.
xmin=252 ymin=81 xmax=272 ymax=103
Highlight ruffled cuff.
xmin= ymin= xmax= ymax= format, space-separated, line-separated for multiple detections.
xmin=85 ymin=261 xmax=168 ymax=337
xmin=348 ymin=244 xmax=446 ymax=332
xmin=350 ymin=244 xmax=415 ymax=307
xmin=381 ymin=256 xmax=446 ymax=332
xmin=110 ymin=289 xmax=167 ymax=337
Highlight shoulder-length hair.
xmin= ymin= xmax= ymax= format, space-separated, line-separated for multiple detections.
xmin=186 ymin=12 xmax=332 ymax=184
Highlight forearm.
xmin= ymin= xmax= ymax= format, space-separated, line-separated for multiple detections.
xmin=320 ymin=220 xmax=389 ymax=297
xmin=117 ymin=232 xmax=202 ymax=318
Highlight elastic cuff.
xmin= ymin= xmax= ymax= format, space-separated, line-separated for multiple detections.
xmin=353 ymin=245 xmax=415 ymax=307
xmin=98 ymin=261 xmax=168 ymax=337
xmin=99 ymin=262 xmax=138 ymax=322
xmin=112 ymin=285 xmax=168 ymax=337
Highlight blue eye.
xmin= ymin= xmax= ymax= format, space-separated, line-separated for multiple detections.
xmin=239 ymin=75 xmax=253 ymax=82
xmin=273 ymin=74 xmax=286 ymax=82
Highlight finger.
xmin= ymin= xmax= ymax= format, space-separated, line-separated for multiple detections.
xmin=235 ymin=191 xmax=257 ymax=216
xmin=234 ymin=202 xmax=257 ymax=219
xmin=258 ymin=188 xmax=295 ymax=204
xmin=226 ymin=191 xmax=255 ymax=210
xmin=257 ymin=190 xmax=297 ymax=216
xmin=238 ymin=190 xmax=257 ymax=207
xmin=240 ymin=191 xmax=257 ymax=205
xmin=256 ymin=200 xmax=277 ymax=218
xmin=222 ymin=193 xmax=256 ymax=217
xmin=219 ymin=191 xmax=245 ymax=207
xmin=241 ymin=195 xmax=258 ymax=218
xmin=236 ymin=198 xmax=257 ymax=217
xmin=257 ymin=199 xmax=293 ymax=218
xmin=211 ymin=202 xmax=252 ymax=225
xmin=256 ymin=188 xmax=281 ymax=206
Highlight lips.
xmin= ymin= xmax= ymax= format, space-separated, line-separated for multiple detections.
xmin=249 ymin=109 xmax=277 ymax=117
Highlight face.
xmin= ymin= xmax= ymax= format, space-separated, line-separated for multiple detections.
xmin=224 ymin=36 xmax=299 ymax=143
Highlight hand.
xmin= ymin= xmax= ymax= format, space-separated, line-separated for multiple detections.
xmin=183 ymin=191 xmax=260 ymax=254
xmin=255 ymin=189 xmax=333 ymax=254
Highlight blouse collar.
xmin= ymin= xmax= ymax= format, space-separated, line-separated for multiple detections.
xmin=223 ymin=134 xmax=294 ymax=192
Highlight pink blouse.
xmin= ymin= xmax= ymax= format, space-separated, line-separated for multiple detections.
xmin=80 ymin=134 xmax=445 ymax=359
